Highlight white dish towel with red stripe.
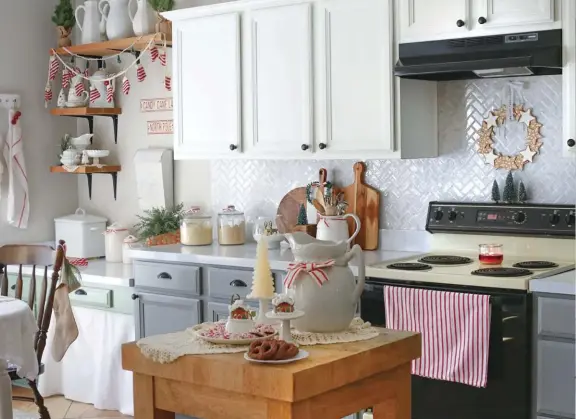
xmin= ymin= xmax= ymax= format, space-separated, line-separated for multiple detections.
xmin=1 ymin=109 xmax=29 ymax=228
xmin=384 ymin=286 xmax=491 ymax=388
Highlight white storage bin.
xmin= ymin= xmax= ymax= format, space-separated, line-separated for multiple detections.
xmin=104 ymin=223 xmax=130 ymax=263
xmin=55 ymin=208 xmax=107 ymax=258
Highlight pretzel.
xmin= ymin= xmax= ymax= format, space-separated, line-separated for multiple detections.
xmin=248 ymin=339 xmax=279 ymax=360
xmin=274 ymin=341 xmax=299 ymax=360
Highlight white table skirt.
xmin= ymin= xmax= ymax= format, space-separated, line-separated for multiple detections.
xmin=38 ymin=306 xmax=135 ymax=416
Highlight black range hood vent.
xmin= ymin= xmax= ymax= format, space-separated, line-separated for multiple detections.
xmin=395 ymin=30 xmax=562 ymax=81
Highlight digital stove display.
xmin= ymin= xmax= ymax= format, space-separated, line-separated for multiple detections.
xmin=477 ymin=211 xmax=508 ymax=222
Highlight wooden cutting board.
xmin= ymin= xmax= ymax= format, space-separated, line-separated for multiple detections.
xmin=341 ymin=162 xmax=380 ymax=250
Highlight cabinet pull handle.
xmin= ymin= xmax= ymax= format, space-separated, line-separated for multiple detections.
xmin=301 ymin=144 xmax=309 ymax=151
xmin=74 ymin=289 xmax=87 ymax=296
xmin=229 ymin=144 xmax=238 ymax=151
xmin=319 ymin=143 xmax=327 ymax=150
xmin=10 ymin=284 xmax=16 ymax=290
xmin=230 ymin=279 xmax=247 ymax=287
xmin=456 ymin=19 xmax=465 ymax=27
xmin=131 ymin=293 xmax=139 ymax=300
xmin=568 ymin=139 xmax=575 ymax=147
xmin=157 ymin=272 xmax=172 ymax=280
xmin=478 ymin=16 xmax=487 ymax=24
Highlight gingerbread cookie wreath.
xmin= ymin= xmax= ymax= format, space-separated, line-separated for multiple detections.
xmin=477 ymin=104 xmax=543 ymax=171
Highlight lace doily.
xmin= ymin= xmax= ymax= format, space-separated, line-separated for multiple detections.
xmin=137 ymin=318 xmax=379 ymax=364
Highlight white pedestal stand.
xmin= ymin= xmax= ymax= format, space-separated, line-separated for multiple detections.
xmin=265 ymin=310 xmax=305 ymax=343
xmin=254 ymin=298 xmax=276 ymax=325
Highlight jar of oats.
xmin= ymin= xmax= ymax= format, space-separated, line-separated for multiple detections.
xmin=180 ymin=207 xmax=213 ymax=246
xmin=217 ymin=205 xmax=246 ymax=245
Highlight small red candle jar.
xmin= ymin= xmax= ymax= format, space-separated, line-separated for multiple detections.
xmin=479 ymin=244 xmax=504 ymax=265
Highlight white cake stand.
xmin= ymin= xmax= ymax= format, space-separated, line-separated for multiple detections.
xmin=265 ymin=310 xmax=304 ymax=343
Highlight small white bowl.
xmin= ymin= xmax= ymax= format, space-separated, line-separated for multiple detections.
xmin=87 ymin=150 xmax=110 ymax=158
xmin=225 ymin=318 xmax=255 ymax=334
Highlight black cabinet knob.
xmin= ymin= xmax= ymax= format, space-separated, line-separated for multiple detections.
xmin=456 ymin=19 xmax=465 ymax=27
xmin=568 ymin=139 xmax=575 ymax=147
xmin=131 ymin=294 xmax=139 ymax=300
xmin=229 ymin=144 xmax=238 ymax=151
xmin=319 ymin=143 xmax=327 ymax=150
xmin=301 ymin=144 xmax=309 ymax=151
xmin=10 ymin=284 xmax=15 ymax=290
xmin=74 ymin=289 xmax=87 ymax=296
xmin=478 ymin=16 xmax=487 ymax=24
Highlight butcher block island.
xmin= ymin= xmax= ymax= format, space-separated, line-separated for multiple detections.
xmin=122 ymin=329 xmax=421 ymax=419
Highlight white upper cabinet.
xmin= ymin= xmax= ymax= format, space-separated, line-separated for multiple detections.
xmin=244 ymin=3 xmax=313 ymax=156
xmin=563 ymin=0 xmax=576 ymax=158
xmin=316 ymin=0 xmax=395 ymax=155
xmin=398 ymin=0 xmax=471 ymax=43
xmin=398 ymin=0 xmax=560 ymax=43
xmin=172 ymin=13 xmax=241 ymax=158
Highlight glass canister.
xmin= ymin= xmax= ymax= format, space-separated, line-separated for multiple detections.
xmin=180 ymin=207 xmax=213 ymax=246
xmin=217 ymin=205 xmax=246 ymax=245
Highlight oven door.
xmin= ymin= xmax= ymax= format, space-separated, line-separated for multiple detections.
xmin=361 ymin=279 xmax=531 ymax=419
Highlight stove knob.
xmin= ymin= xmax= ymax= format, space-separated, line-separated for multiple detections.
xmin=448 ymin=211 xmax=458 ymax=221
xmin=514 ymin=211 xmax=526 ymax=224
xmin=434 ymin=210 xmax=444 ymax=221
xmin=567 ymin=213 xmax=575 ymax=226
xmin=550 ymin=213 xmax=560 ymax=225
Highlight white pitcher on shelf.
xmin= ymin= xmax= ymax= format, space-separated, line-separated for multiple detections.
xmin=75 ymin=0 xmax=102 ymax=44
xmin=129 ymin=0 xmax=156 ymax=36
xmin=90 ymin=68 xmax=115 ymax=108
xmin=99 ymin=0 xmax=134 ymax=40
xmin=99 ymin=2 xmax=110 ymax=41
xmin=67 ymin=73 xmax=89 ymax=107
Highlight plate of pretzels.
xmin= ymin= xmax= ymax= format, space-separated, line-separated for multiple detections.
xmin=244 ymin=339 xmax=308 ymax=364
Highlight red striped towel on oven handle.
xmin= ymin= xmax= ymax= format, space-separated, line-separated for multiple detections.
xmin=383 ymin=286 xmax=491 ymax=388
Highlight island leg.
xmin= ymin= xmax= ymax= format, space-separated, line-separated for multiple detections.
xmin=134 ymin=373 xmax=174 ymax=419
xmin=373 ymin=364 xmax=411 ymax=419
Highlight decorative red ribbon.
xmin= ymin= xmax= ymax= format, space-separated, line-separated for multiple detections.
xmin=284 ymin=260 xmax=335 ymax=289
xmin=61 ymin=244 xmax=88 ymax=267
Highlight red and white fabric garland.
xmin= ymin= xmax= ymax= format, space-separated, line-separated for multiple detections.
xmin=122 ymin=76 xmax=131 ymax=95
xmin=284 ymin=260 xmax=336 ymax=289
xmin=159 ymin=52 xmax=167 ymax=67
xmin=89 ymin=86 xmax=101 ymax=103
xmin=62 ymin=68 xmax=71 ymax=88
xmin=164 ymin=76 xmax=172 ymax=92
xmin=49 ymin=56 xmax=59 ymax=81
xmin=44 ymin=83 xmax=53 ymax=108
xmin=105 ymin=81 xmax=114 ymax=103
xmin=136 ymin=63 xmax=146 ymax=82
xmin=74 ymin=79 xmax=85 ymax=97
xmin=150 ymin=46 xmax=159 ymax=62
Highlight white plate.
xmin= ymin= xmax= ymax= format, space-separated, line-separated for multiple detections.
xmin=244 ymin=349 xmax=309 ymax=364
xmin=193 ymin=323 xmax=277 ymax=345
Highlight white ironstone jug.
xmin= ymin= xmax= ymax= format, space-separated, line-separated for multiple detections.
xmin=75 ymin=0 xmax=102 ymax=44
xmin=99 ymin=0 xmax=134 ymax=40
xmin=129 ymin=0 xmax=156 ymax=36
xmin=284 ymin=232 xmax=365 ymax=333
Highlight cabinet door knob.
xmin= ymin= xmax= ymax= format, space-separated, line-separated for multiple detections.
xmin=319 ymin=143 xmax=327 ymax=150
xmin=131 ymin=294 xmax=139 ymax=300
xmin=230 ymin=279 xmax=248 ymax=287
xmin=478 ymin=16 xmax=487 ymax=24
xmin=157 ymin=272 xmax=172 ymax=280
xmin=456 ymin=19 xmax=465 ymax=27
xmin=229 ymin=144 xmax=238 ymax=151
xmin=568 ymin=139 xmax=575 ymax=147
xmin=10 ymin=284 xmax=16 ymax=290
xmin=301 ymin=144 xmax=309 ymax=151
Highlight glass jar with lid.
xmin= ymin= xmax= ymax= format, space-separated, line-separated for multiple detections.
xmin=180 ymin=207 xmax=213 ymax=246
xmin=217 ymin=205 xmax=246 ymax=245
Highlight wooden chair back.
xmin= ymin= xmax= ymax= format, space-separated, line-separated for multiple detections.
xmin=0 ymin=240 xmax=66 ymax=364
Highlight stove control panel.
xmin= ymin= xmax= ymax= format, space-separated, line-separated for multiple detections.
xmin=427 ymin=202 xmax=575 ymax=238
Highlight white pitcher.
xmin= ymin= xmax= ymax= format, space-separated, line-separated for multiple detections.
xmin=90 ymin=69 xmax=115 ymax=108
xmin=316 ymin=213 xmax=361 ymax=244
xmin=99 ymin=2 xmax=110 ymax=41
xmin=129 ymin=0 xmax=156 ymax=36
xmin=99 ymin=0 xmax=134 ymax=40
xmin=75 ymin=0 xmax=102 ymax=44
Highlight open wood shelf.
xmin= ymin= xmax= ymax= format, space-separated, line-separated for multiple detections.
xmin=50 ymin=34 xmax=172 ymax=57
xmin=50 ymin=107 xmax=122 ymax=116
xmin=50 ymin=165 xmax=121 ymax=174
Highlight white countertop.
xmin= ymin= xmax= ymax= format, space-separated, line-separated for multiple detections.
xmin=529 ymin=267 xmax=576 ymax=296
xmin=128 ymin=243 xmax=420 ymax=272
xmin=7 ymin=260 xmax=134 ymax=288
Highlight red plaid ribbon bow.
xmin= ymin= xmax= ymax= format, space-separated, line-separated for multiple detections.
xmin=284 ymin=260 xmax=335 ymax=289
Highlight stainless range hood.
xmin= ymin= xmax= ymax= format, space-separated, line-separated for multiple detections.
xmin=394 ymin=30 xmax=562 ymax=81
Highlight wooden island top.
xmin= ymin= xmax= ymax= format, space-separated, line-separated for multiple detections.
xmin=122 ymin=329 xmax=421 ymax=419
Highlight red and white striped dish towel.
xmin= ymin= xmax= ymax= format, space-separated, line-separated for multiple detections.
xmin=384 ymin=286 xmax=491 ymax=388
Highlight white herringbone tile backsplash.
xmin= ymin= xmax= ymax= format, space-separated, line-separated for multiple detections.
xmin=212 ymin=76 xmax=576 ymax=231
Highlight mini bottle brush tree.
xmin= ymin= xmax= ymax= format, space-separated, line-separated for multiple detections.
xmin=247 ymin=239 xmax=275 ymax=324
xmin=491 ymin=180 xmax=501 ymax=203
xmin=297 ymin=203 xmax=308 ymax=225
xmin=517 ymin=181 xmax=528 ymax=203
xmin=503 ymin=171 xmax=516 ymax=203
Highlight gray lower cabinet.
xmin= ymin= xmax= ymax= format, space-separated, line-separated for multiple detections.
xmin=207 ymin=302 xmax=229 ymax=323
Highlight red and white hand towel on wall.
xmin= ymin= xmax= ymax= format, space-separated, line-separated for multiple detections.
xmin=384 ymin=286 xmax=491 ymax=388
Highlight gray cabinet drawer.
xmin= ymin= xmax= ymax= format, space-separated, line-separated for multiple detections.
xmin=206 ymin=267 xmax=266 ymax=300
xmin=134 ymin=261 xmax=200 ymax=296
xmin=207 ymin=302 xmax=230 ymax=323
xmin=537 ymin=340 xmax=576 ymax=418
xmin=537 ymin=296 xmax=576 ymax=339
xmin=70 ymin=286 xmax=112 ymax=309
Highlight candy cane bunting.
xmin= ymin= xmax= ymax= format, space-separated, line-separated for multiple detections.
xmin=89 ymin=86 xmax=101 ymax=103
xmin=105 ymin=81 xmax=114 ymax=103
xmin=62 ymin=67 xmax=71 ymax=88
xmin=136 ymin=62 xmax=146 ymax=82
xmin=75 ymin=80 xmax=85 ymax=97
xmin=122 ymin=75 xmax=131 ymax=95
xmin=159 ymin=52 xmax=167 ymax=67
xmin=150 ymin=45 xmax=159 ymax=62
xmin=164 ymin=75 xmax=172 ymax=92
xmin=44 ymin=82 xmax=53 ymax=108
xmin=49 ymin=56 xmax=59 ymax=81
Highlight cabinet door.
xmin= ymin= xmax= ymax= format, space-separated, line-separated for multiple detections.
xmin=473 ymin=0 xmax=555 ymax=29
xmin=244 ymin=3 xmax=313 ymax=155
xmin=564 ymin=0 xmax=576 ymax=158
xmin=207 ymin=302 xmax=230 ymax=323
xmin=173 ymin=13 xmax=241 ymax=158
xmin=316 ymin=0 xmax=394 ymax=154
xmin=536 ymin=340 xmax=576 ymax=418
xmin=135 ymin=292 xmax=201 ymax=339
xmin=397 ymin=0 xmax=471 ymax=43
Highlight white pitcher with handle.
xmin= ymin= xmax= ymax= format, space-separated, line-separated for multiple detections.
xmin=316 ymin=213 xmax=361 ymax=244
xmin=99 ymin=0 xmax=134 ymax=40
xmin=129 ymin=0 xmax=156 ymax=36
xmin=75 ymin=0 xmax=101 ymax=44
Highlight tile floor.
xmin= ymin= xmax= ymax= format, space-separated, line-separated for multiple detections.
xmin=12 ymin=387 xmax=131 ymax=419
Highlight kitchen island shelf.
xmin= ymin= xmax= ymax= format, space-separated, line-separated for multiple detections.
xmin=50 ymin=108 xmax=122 ymax=144
xmin=50 ymin=165 xmax=121 ymax=200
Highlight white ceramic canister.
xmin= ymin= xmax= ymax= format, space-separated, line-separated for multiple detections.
xmin=104 ymin=222 xmax=130 ymax=262
xmin=122 ymin=235 xmax=139 ymax=264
